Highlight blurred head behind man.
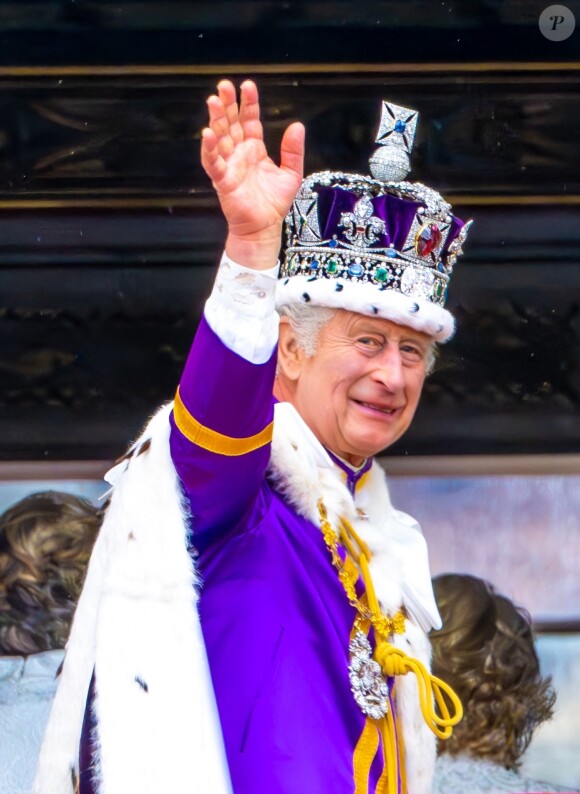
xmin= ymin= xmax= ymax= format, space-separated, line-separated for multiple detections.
xmin=0 ymin=491 xmax=101 ymax=656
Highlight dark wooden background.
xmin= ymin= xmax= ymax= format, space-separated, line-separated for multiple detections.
xmin=0 ymin=0 xmax=579 ymax=461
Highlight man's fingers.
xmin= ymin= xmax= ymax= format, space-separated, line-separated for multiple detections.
xmin=217 ymin=80 xmax=244 ymax=145
xmin=214 ymin=79 xmax=237 ymax=108
xmin=208 ymin=79 xmax=263 ymax=145
xmin=239 ymin=80 xmax=264 ymax=141
xmin=206 ymin=94 xmax=235 ymax=158
xmin=280 ymin=121 xmax=305 ymax=182
xmin=206 ymin=94 xmax=228 ymax=132
xmin=204 ymin=79 xmax=302 ymax=192
xmin=200 ymin=127 xmax=227 ymax=183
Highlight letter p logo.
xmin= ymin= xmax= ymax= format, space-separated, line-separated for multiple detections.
xmin=539 ymin=5 xmax=576 ymax=40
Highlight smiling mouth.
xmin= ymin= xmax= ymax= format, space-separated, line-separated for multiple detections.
xmin=355 ymin=400 xmax=397 ymax=415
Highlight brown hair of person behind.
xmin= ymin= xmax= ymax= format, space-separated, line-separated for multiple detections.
xmin=0 ymin=491 xmax=102 ymax=655
xmin=430 ymin=573 xmax=555 ymax=770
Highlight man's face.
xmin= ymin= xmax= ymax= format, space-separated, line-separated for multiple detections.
xmin=284 ymin=310 xmax=431 ymax=465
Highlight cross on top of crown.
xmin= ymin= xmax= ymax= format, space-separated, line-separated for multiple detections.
xmin=375 ymin=101 xmax=418 ymax=156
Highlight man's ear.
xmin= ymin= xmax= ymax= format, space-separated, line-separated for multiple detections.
xmin=277 ymin=316 xmax=305 ymax=382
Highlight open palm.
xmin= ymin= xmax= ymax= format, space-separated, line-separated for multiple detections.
xmin=201 ymin=80 xmax=305 ymax=243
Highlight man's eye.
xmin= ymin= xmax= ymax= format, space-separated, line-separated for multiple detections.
xmin=401 ymin=344 xmax=423 ymax=359
xmin=357 ymin=337 xmax=380 ymax=347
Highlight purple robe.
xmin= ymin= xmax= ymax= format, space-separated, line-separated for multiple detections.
xmin=170 ymin=317 xmax=388 ymax=793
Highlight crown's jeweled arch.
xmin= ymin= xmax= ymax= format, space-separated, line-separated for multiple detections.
xmin=276 ymin=99 xmax=472 ymax=343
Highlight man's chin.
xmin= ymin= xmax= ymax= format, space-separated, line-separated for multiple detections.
xmin=345 ymin=425 xmax=409 ymax=460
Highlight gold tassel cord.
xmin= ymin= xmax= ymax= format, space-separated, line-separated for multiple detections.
xmin=318 ymin=501 xmax=463 ymax=793
xmin=373 ymin=644 xmax=463 ymax=739
xmin=338 ymin=513 xmax=463 ymax=737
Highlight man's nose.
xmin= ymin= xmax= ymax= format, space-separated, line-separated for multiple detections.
xmin=371 ymin=347 xmax=405 ymax=392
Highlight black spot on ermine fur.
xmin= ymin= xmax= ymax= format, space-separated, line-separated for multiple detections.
xmin=137 ymin=438 xmax=152 ymax=456
xmin=135 ymin=676 xmax=149 ymax=693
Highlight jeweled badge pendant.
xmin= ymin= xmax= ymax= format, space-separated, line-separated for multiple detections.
xmin=348 ymin=631 xmax=389 ymax=719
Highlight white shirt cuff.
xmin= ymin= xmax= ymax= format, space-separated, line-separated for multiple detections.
xmin=204 ymin=251 xmax=280 ymax=365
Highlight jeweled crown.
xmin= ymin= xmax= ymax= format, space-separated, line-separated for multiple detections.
xmin=278 ymin=101 xmax=472 ymax=341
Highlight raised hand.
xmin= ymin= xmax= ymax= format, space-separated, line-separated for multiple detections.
xmin=201 ymin=79 xmax=305 ymax=269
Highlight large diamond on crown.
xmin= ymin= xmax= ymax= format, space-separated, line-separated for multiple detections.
xmin=400 ymin=265 xmax=436 ymax=300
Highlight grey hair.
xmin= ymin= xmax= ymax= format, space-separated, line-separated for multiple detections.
xmin=277 ymin=303 xmax=337 ymax=357
xmin=277 ymin=303 xmax=438 ymax=373
xmin=426 ymin=343 xmax=437 ymax=376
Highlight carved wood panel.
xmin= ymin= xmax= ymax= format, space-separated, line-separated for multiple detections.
xmin=0 ymin=67 xmax=578 ymax=459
